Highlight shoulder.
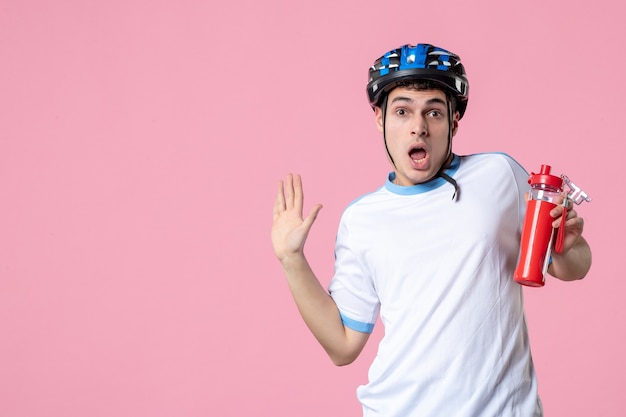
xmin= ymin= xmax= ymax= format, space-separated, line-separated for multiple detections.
xmin=459 ymin=152 xmax=528 ymax=183
xmin=338 ymin=185 xmax=388 ymax=225
xmin=461 ymin=152 xmax=527 ymax=173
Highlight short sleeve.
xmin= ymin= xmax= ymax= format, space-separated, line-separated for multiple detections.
xmin=502 ymin=153 xmax=531 ymax=229
xmin=328 ymin=212 xmax=380 ymax=334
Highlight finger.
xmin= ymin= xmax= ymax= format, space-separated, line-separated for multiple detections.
xmin=273 ymin=180 xmax=286 ymax=218
xmin=284 ymin=173 xmax=295 ymax=209
xmin=550 ymin=205 xmax=564 ymax=218
xmin=554 ymin=211 xmax=582 ymax=229
xmin=558 ymin=193 xmax=574 ymax=210
xmin=293 ymin=174 xmax=304 ymax=215
xmin=566 ymin=216 xmax=584 ymax=231
xmin=566 ymin=208 xmax=578 ymax=220
xmin=551 ymin=205 xmax=567 ymax=227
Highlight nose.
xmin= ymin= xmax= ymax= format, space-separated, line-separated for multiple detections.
xmin=411 ymin=115 xmax=427 ymax=136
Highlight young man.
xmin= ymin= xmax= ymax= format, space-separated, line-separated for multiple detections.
xmin=271 ymin=43 xmax=591 ymax=417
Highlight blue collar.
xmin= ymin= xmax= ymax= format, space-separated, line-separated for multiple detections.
xmin=385 ymin=154 xmax=461 ymax=195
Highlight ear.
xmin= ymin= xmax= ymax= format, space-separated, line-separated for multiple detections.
xmin=451 ymin=110 xmax=460 ymax=137
xmin=374 ymin=107 xmax=384 ymax=133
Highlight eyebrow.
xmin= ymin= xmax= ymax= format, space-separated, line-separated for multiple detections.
xmin=390 ymin=96 xmax=447 ymax=106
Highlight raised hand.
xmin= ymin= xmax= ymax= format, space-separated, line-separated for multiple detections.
xmin=271 ymin=174 xmax=323 ymax=262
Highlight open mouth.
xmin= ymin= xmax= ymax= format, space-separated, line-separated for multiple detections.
xmin=409 ymin=147 xmax=427 ymax=164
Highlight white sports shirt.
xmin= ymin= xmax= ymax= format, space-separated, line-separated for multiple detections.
xmin=328 ymin=153 xmax=543 ymax=417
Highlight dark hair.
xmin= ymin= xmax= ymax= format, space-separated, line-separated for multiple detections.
xmin=389 ymin=80 xmax=458 ymax=115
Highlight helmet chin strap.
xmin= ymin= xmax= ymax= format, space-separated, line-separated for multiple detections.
xmin=381 ymin=97 xmax=395 ymax=167
xmin=382 ymin=96 xmax=460 ymax=201
xmin=437 ymin=99 xmax=459 ymax=201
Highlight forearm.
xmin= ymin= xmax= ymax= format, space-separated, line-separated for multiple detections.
xmin=549 ymin=236 xmax=592 ymax=281
xmin=280 ymin=254 xmax=366 ymax=365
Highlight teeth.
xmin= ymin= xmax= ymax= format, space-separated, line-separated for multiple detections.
xmin=412 ymin=157 xmax=426 ymax=163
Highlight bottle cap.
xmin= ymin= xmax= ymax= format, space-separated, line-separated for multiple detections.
xmin=529 ymin=165 xmax=563 ymax=190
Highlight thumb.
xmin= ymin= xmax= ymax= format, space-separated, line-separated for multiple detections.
xmin=302 ymin=204 xmax=323 ymax=229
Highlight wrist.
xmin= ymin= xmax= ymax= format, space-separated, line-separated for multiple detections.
xmin=280 ymin=251 xmax=309 ymax=271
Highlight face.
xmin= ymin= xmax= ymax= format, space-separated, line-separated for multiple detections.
xmin=375 ymin=87 xmax=459 ymax=186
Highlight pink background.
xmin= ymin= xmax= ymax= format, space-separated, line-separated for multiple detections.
xmin=1 ymin=1 xmax=623 ymax=416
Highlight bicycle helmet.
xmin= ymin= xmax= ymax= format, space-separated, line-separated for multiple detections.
xmin=366 ymin=43 xmax=469 ymax=118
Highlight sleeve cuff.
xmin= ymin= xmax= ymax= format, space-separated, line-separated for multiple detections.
xmin=340 ymin=312 xmax=375 ymax=334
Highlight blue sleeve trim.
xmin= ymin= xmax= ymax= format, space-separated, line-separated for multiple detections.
xmin=340 ymin=312 xmax=375 ymax=334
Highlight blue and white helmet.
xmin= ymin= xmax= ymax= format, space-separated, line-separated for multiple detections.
xmin=366 ymin=43 xmax=469 ymax=118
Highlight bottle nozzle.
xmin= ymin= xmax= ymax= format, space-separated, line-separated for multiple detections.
xmin=539 ymin=165 xmax=552 ymax=175
xmin=529 ymin=164 xmax=562 ymax=189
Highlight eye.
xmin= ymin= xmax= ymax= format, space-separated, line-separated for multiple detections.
xmin=427 ymin=109 xmax=444 ymax=118
xmin=395 ymin=108 xmax=408 ymax=116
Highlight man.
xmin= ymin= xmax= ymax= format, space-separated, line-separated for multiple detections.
xmin=271 ymin=43 xmax=591 ymax=417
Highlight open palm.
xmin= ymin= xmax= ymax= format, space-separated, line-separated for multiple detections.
xmin=271 ymin=174 xmax=323 ymax=261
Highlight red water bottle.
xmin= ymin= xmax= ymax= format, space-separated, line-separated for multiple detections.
xmin=514 ymin=165 xmax=564 ymax=287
